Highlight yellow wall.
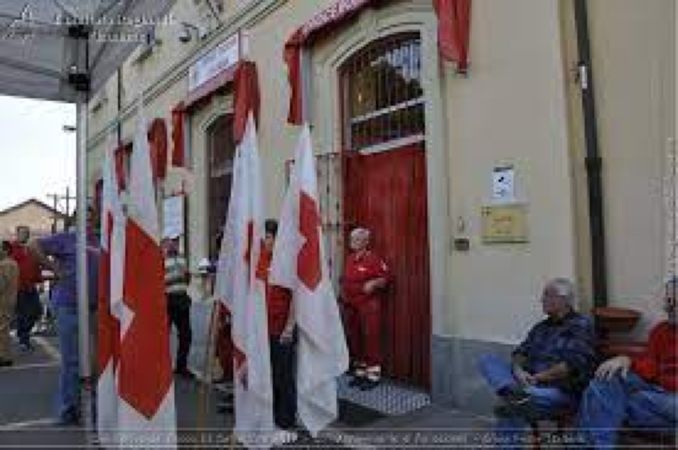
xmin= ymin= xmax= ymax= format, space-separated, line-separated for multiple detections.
xmin=441 ymin=0 xmax=577 ymax=343
xmin=85 ymin=0 xmax=675 ymax=346
xmin=563 ymin=0 xmax=676 ymax=337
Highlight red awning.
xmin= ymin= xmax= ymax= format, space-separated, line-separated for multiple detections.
xmin=232 ymin=61 xmax=261 ymax=145
xmin=147 ymin=118 xmax=168 ymax=181
xmin=284 ymin=0 xmax=471 ymax=124
xmin=114 ymin=142 xmax=132 ymax=190
xmin=170 ymin=103 xmax=186 ymax=168
xmin=433 ymin=0 xmax=471 ymax=72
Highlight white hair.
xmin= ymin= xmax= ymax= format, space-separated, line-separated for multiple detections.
xmin=544 ymin=277 xmax=576 ymax=307
xmin=350 ymin=227 xmax=370 ymax=242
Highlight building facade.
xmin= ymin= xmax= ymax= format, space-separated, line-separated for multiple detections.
xmin=86 ymin=0 xmax=676 ymax=414
xmin=0 ymin=199 xmax=68 ymax=240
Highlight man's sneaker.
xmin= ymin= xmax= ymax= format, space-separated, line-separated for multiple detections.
xmin=174 ymin=368 xmax=196 ymax=380
xmin=0 ymin=358 xmax=13 ymax=367
xmin=54 ymin=409 xmax=81 ymax=427
xmin=19 ymin=342 xmax=33 ymax=353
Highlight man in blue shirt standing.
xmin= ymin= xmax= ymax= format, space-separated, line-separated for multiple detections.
xmin=477 ymin=278 xmax=596 ymax=449
xmin=31 ymin=210 xmax=99 ymax=426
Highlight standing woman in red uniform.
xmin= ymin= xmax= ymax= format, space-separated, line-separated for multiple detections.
xmin=341 ymin=227 xmax=390 ymax=390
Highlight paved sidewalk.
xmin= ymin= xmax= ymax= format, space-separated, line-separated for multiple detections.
xmin=0 ymin=322 xmax=495 ymax=449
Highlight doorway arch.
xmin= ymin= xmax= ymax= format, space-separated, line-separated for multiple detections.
xmin=340 ymin=32 xmax=431 ymax=388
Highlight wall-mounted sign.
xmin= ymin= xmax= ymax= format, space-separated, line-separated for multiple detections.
xmin=188 ymin=32 xmax=240 ymax=93
xmin=481 ymin=203 xmax=529 ymax=243
xmin=492 ymin=165 xmax=515 ymax=203
xmin=163 ymin=195 xmax=185 ymax=239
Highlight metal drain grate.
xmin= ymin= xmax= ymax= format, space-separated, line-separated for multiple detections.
xmin=337 ymin=375 xmax=431 ymax=416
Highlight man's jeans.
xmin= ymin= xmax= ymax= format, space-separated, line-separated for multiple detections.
xmin=16 ymin=289 xmax=40 ymax=346
xmin=477 ymin=354 xmax=576 ymax=450
xmin=577 ymin=372 xmax=677 ymax=448
xmin=55 ymin=306 xmax=80 ymax=420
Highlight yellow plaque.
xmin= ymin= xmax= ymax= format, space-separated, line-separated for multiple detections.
xmin=481 ymin=204 xmax=529 ymax=243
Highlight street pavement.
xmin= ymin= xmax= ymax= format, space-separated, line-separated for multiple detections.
xmin=0 ymin=314 xmax=496 ymax=449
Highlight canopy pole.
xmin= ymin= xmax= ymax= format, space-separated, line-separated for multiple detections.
xmin=76 ymin=98 xmax=91 ymax=384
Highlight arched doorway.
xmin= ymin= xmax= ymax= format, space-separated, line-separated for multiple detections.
xmin=341 ymin=33 xmax=431 ymax=388
xmin=206 ymin=114 xmax=235 ymax=260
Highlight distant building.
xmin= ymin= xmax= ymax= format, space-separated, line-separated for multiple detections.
xmin=0 ymin=199 xmax=68 ymax=240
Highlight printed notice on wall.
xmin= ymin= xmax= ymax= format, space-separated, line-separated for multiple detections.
xmin=163 ymin=195 xmax=184 ymax=239
xmin=492 ymin=166 xmax=515 ymax=203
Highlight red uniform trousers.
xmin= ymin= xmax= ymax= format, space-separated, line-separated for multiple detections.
xmin=344 ymin=296 xmax=382 ymax=368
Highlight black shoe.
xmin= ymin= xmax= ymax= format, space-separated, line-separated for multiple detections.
xmin=0 ymin=358 xmax=13 ymax=367
xmin=54 ymin=409 xmax=81 ymax=427
xmin=359 ymin=379 xmax=380 ymax=391
xmin=174 ymin=368 xmax=196 ymax=380
xmin=213 ymin=376 xmax=230 ymax=385
xmin=349 ymin=376 xmax=366 ymax=388
xmin=500 ymin=387 xmax=530 ymax=406
xmin=217 ymin=400 xmax=233 ymax=414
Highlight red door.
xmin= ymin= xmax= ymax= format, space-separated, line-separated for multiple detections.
xmin=343 ymin=143 xmax=431 ymax=388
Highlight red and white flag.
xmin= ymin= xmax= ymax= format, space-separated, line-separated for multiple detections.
xmin=97 ymin=135 xmax=125 ymax=447
xmin=117 ymin=101 xmax=177 ymax=447
xmin=215 ymin=113 xmax=275 ymax=446
xmin=269 ymin=124 xmax=349 ymax=435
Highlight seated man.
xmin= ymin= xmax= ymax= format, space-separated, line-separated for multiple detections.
xmin=477 ymin=278 xmax=596 ymax=449
xmin=577 ymin=277 xmax=677 ymax=448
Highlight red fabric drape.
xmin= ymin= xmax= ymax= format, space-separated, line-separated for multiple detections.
xmin=114 ymin=144 xmax=129 ymax=190
xmin=284 ymin=0 xmax=472 ymax=123
xmin=171 ymin=103 xmax=185 ymax=168
xmin=232 ymin=61 xmax=261 ymax=145
xmin=433 ymin=0 xmax=471 ymax=72
xmin=147 ymin=118 xmax=168 ymax=181
xmin=284 ymin=29 xmax=304 ymax=126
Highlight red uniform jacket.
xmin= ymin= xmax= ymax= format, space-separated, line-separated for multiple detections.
xmin=9 ymin=242 xmax=41 ymax=292
xmin=257 ymin=248 xmax=292 ymax=337
xmin=341 ymin=250 xmax=390 ymax=307
xmin=631 ymin=322 xmax=677 ymax=391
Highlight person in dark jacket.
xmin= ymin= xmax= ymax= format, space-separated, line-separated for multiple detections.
xmin=259 ymin=220 xmax=297 ymax=435
xmin=477 ymin=278 xmax=596 ymax=449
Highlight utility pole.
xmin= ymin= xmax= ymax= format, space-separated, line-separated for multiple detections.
xmin=46 ymin=187 xmax=76 ymax=233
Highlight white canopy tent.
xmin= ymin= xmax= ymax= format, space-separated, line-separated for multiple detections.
xmin=0 ymin=0 xmax=174 ymax=425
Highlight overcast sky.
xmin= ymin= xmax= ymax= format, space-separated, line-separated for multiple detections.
xmin=0 ymin=95 xmax=76 ymax=213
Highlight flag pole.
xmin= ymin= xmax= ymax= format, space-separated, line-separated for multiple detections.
xmin=196 ymin=297 xmax=219 ymax=433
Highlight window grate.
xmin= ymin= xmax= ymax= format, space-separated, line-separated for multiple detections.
xmin=341 ymin=33 xmax=424 ymax=151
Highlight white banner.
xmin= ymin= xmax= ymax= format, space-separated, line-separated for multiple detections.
xmin=163 ymin=195 xmax=184 ymax=239
xmin=188 ymin=33 xmax=240 ymax=92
